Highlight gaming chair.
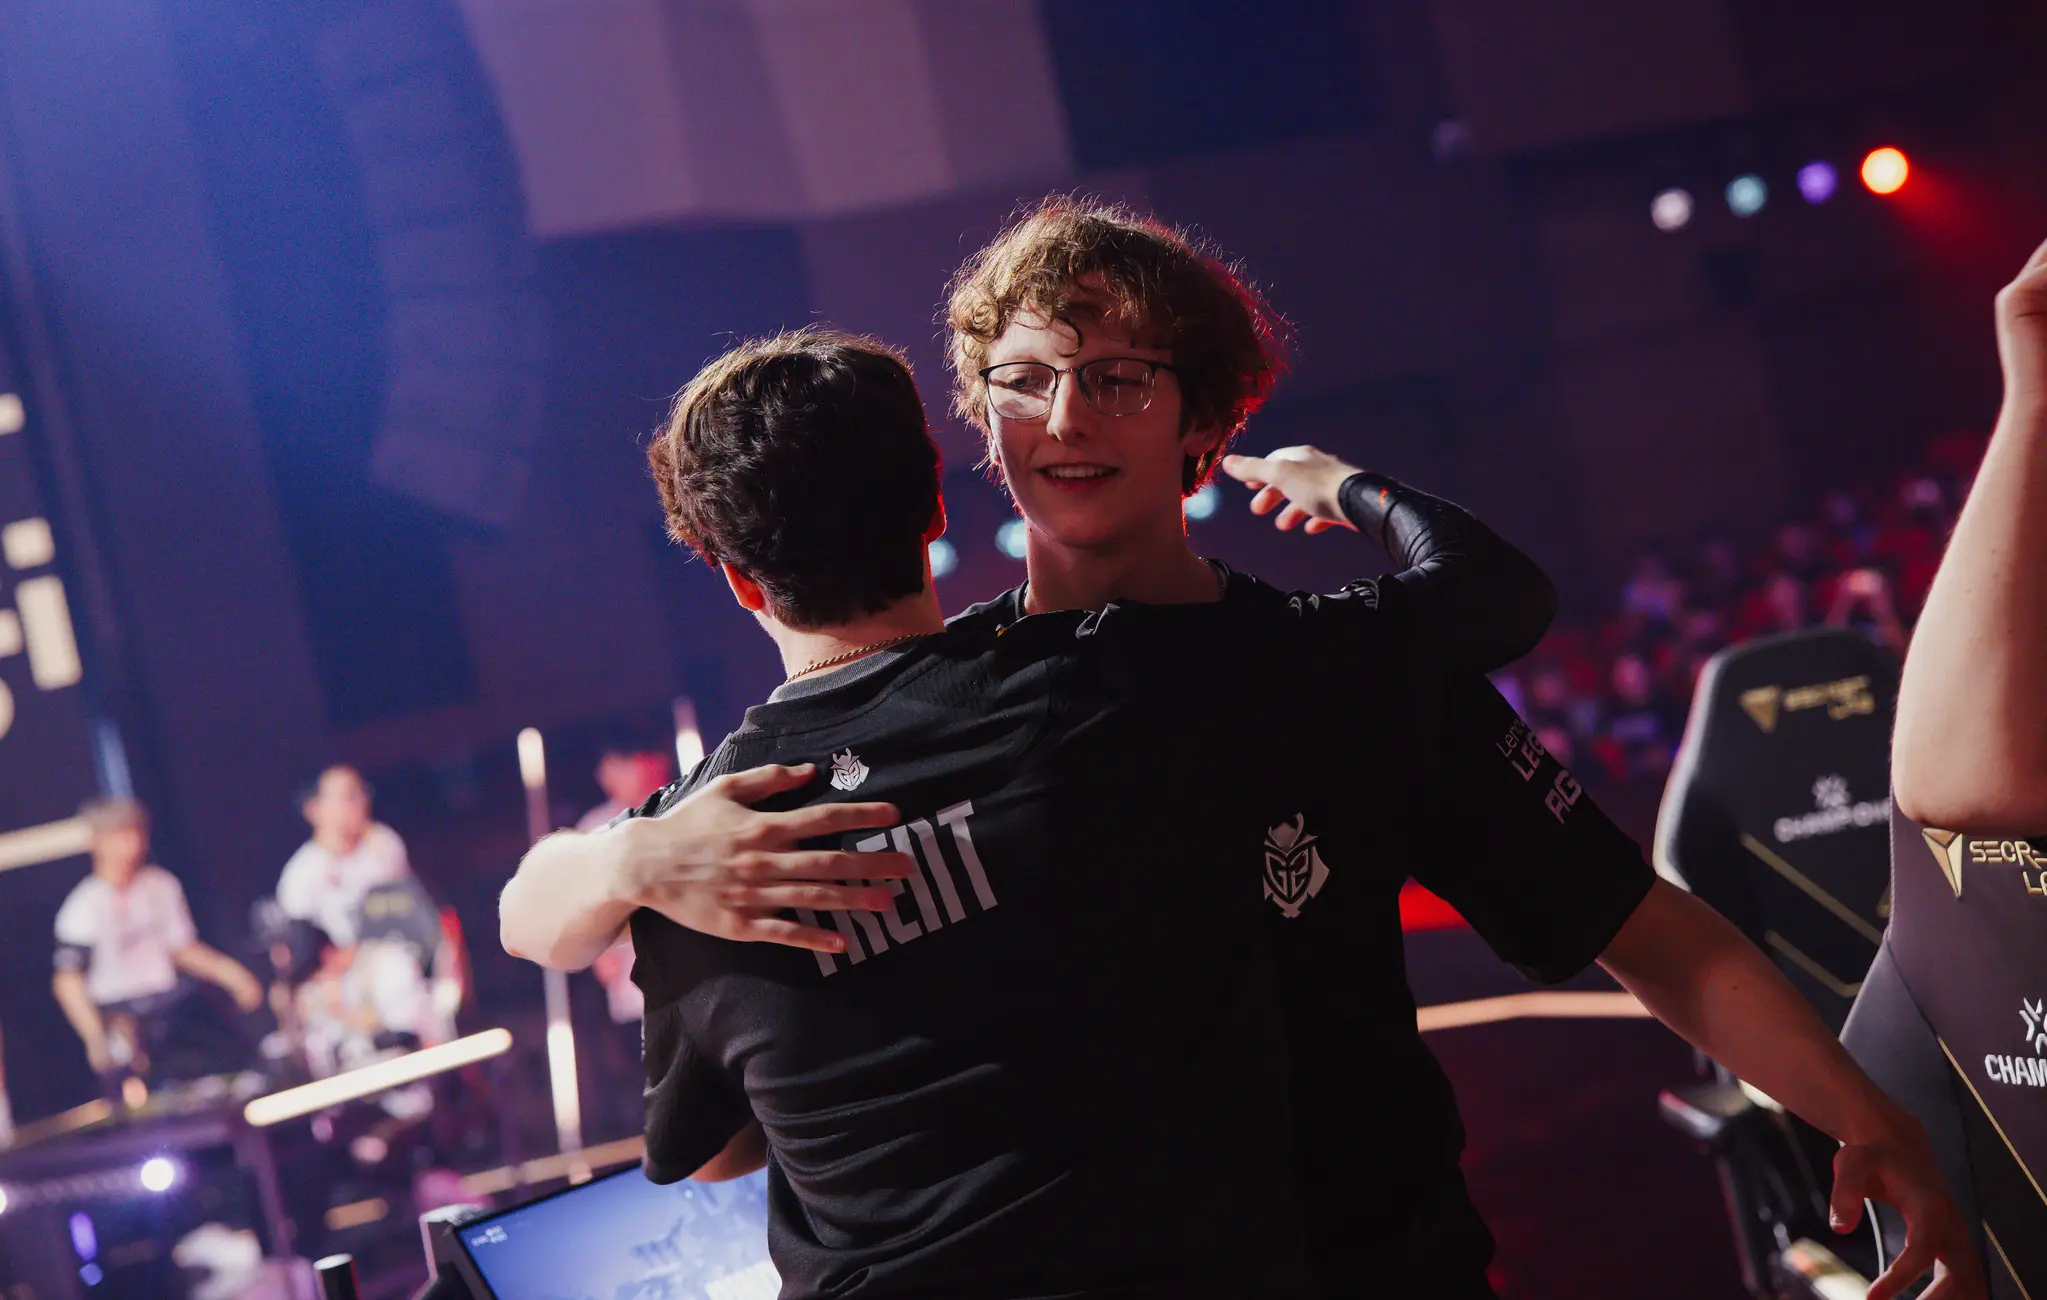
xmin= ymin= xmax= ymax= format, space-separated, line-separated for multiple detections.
xmin=1842 ymin=807 xmax=2047 ymax=1296
xmin=1653 ymin=628 xmax=1899 ymax=1297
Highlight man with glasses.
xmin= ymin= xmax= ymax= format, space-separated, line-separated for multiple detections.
xmin=502 ymin=324 xmax=1563 ymax=1296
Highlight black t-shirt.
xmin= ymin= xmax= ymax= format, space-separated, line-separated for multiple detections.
xmin=1201 ymin=570 xmax=1654 ymax=1292
xmin=628 ymin=607 xmax=1319 ymax=1299
xmin=628 ymin=569 xmax=1655 ymax=1298
xmin=953 ymin=572 xmax=1656 ymax=1293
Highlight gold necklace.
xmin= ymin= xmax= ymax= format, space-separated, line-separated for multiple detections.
xmin=786 ymin=634 xmax=925 ymax=682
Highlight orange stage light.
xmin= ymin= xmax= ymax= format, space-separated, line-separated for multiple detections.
xmin=1861 ymin=147 xmax=1909 ymax=196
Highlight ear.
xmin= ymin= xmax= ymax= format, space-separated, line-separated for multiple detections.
xmin=721 ymin=563 xmax=767 ymax=613
xmin=922 ymin=493 xmax=948 ymax=544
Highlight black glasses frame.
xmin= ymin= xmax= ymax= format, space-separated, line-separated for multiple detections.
xmin=976 ymin=358 xmax=1181 ymax=419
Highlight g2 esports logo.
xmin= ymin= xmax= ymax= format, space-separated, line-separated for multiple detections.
xmin=1984 ymin=998 xmax=2047 ymax=1089
xmin=1263 ymin=814 xmax=1330 ymax=919
xmin=827 ymin=749 xmax=870 ymax=792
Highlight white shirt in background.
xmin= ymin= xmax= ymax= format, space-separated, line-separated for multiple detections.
xmin=276 ymin=823 xmax=411 ymax=944
xmin=54 ymin=866 xmax=197 ymax=1006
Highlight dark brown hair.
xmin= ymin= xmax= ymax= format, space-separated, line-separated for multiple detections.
xmin=648 ymin=328 xmax=941 ymax=629
xmin=945 ymin=195 xmax=1287 ymax=492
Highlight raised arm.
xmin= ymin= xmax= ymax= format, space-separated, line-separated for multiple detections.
xmin=1221 ymin=447 xmax=1557 ymax=670
xmin=1892 ymin=237 xmax=2047 ymax=832
xmin=499 ymin=763 xmax=914 ymax=969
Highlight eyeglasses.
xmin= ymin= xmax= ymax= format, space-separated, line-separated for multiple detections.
xmin=978 ymin=358 xmax=1179 ymax=422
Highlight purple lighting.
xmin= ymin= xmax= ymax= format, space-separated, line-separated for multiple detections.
xmin=1797 ymin=162 xmax=1837 ymax=204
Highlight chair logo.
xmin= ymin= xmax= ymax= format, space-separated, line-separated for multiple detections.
xmin=1740 ymin=677 xmax=1875 ymax=734
xmin=1987 ymin=999 xmax=2047 ymax=1088
xmin=1740 ymin=686 xmax=1782 ymax=733
xmin=1263 ymin=814 xmax=1330 ymax=919
xmin=1919 ymin=828 xmax=1964 ymax=898
xmin=1773 ymin=774 xmax=1888 ymax=844
xmin=827 ymin=750 xmax=870 ymax=792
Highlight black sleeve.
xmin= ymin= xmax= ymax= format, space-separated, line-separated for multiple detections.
xmin=639 ymin=1000 xmax=753 ymax=1184
xmin=1338 ymin=471 xmax=1557 ymax=671
xmin=1408 ymin=675 xmax=1656 ymax=984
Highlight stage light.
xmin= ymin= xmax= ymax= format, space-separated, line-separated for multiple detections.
xmin=79 ymin=1264 xmax=102 ymax=1288
xmin=69 ymin=1212 xmax=96 ymax=1262
xmin=995 ymin=519 xmax=1028 ymax=560
xmin=1862 ymin=148 xmax=1909 ymax=195
xmin=138 ymin=1158 xmax=177 ymax=1193
xmin=927 ymin=538 xmax=957 ymax=579
xmin=1650 ymin=188 xmax=1693 ymax=233
xmin=516 ymin=727 xmax=545 ymax=792
xmin=1797 ymin=161 xmax=1837 ymax=204
xmin=0 ymin=1184 xmax=10 ymax=1216
xmin=1185 ymin=483 xmax=1219 ymax=521
xmin=1725 ymin=174 xmax=1767 ymax=218
xmin=672 ymin=697 xmax=703 ymax=772
xmin=244 ymin=1029 xmax=513 ymax=1126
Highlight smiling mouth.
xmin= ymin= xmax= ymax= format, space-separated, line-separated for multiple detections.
xmin=1038 ymin=465 xmax=1118 ymax=483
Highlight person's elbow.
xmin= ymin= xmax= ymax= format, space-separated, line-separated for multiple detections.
xmin=498 ymin=882 xmax=595 ymax=971
xmin=1892 ymin=752 xmax=2047 ymax=837
xmin=497 ymin=874 xmax=561 ymax=967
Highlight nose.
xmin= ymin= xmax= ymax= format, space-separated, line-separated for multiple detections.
xmin=1043 ymin=369 xmax=1092 ymax=444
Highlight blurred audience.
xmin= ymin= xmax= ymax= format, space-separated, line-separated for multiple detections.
xmin=277 ymin=765 xmax=413 ymax=946
xmin=1496 ymin=434 xmax=1980 ymax=789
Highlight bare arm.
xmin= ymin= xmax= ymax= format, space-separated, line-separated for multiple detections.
xmin=690 ymin=1119 xmax=767 ymax=1183
xmin=52 ymin=971 xmax=110 ymax=1072
xmin=1894 ymin=237 xmax=2047 ymax=832
xmin=499 ymin=763 xmax=914 ymax=969
xmin=499 ymin=822 xmax=644 ymax=971
xmin=171 ymin=943 xmax=264 ymax=1012
xmin=1601 ymin=880 xmax=1980 ymax=1299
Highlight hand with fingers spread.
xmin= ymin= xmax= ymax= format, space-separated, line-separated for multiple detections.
xmin=1830 ymin=1116 xmax=1985 ymax=1300
xmin=1219 ymin=446 xmax=1362 ymax=535
xmin=620 ymin=763 xmax=915 ymax=955
xmin=500 ymin=761 xmax=914 ymax=969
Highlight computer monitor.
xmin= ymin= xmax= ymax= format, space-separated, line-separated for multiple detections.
xmin=449 ymin=1165 xmax=775 ymax=1300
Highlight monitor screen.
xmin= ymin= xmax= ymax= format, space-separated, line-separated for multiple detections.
xmin=456 ymin=1166 xmax=776 ymax=1300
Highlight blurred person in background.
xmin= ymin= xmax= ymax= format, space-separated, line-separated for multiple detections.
xmin=1894 ymin=236 xmax=2047 ymax=832
xmin=276 ymin=765 xmax=411 ymax=947
xmin=53 ymin=796 xmax=264 ymax=1086
xmin=1826 ymin=566 xmax=1910 ymax=659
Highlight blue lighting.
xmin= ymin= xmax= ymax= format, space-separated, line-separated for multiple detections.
xmin=79 ymin=1263 xmax=103 ymax=1287
xmin=1726 ymin=174 xmax=1767 ymax=217
xmin=927 ymin=538 xmax=957 ymax=579
xmin=995 ymin=519 xmax=1028 ymax=560
xmin=70 ymin=1211 xmax=97 ymax=1262
xmin=1185 ymin=482 xmax=1220 ymax=520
